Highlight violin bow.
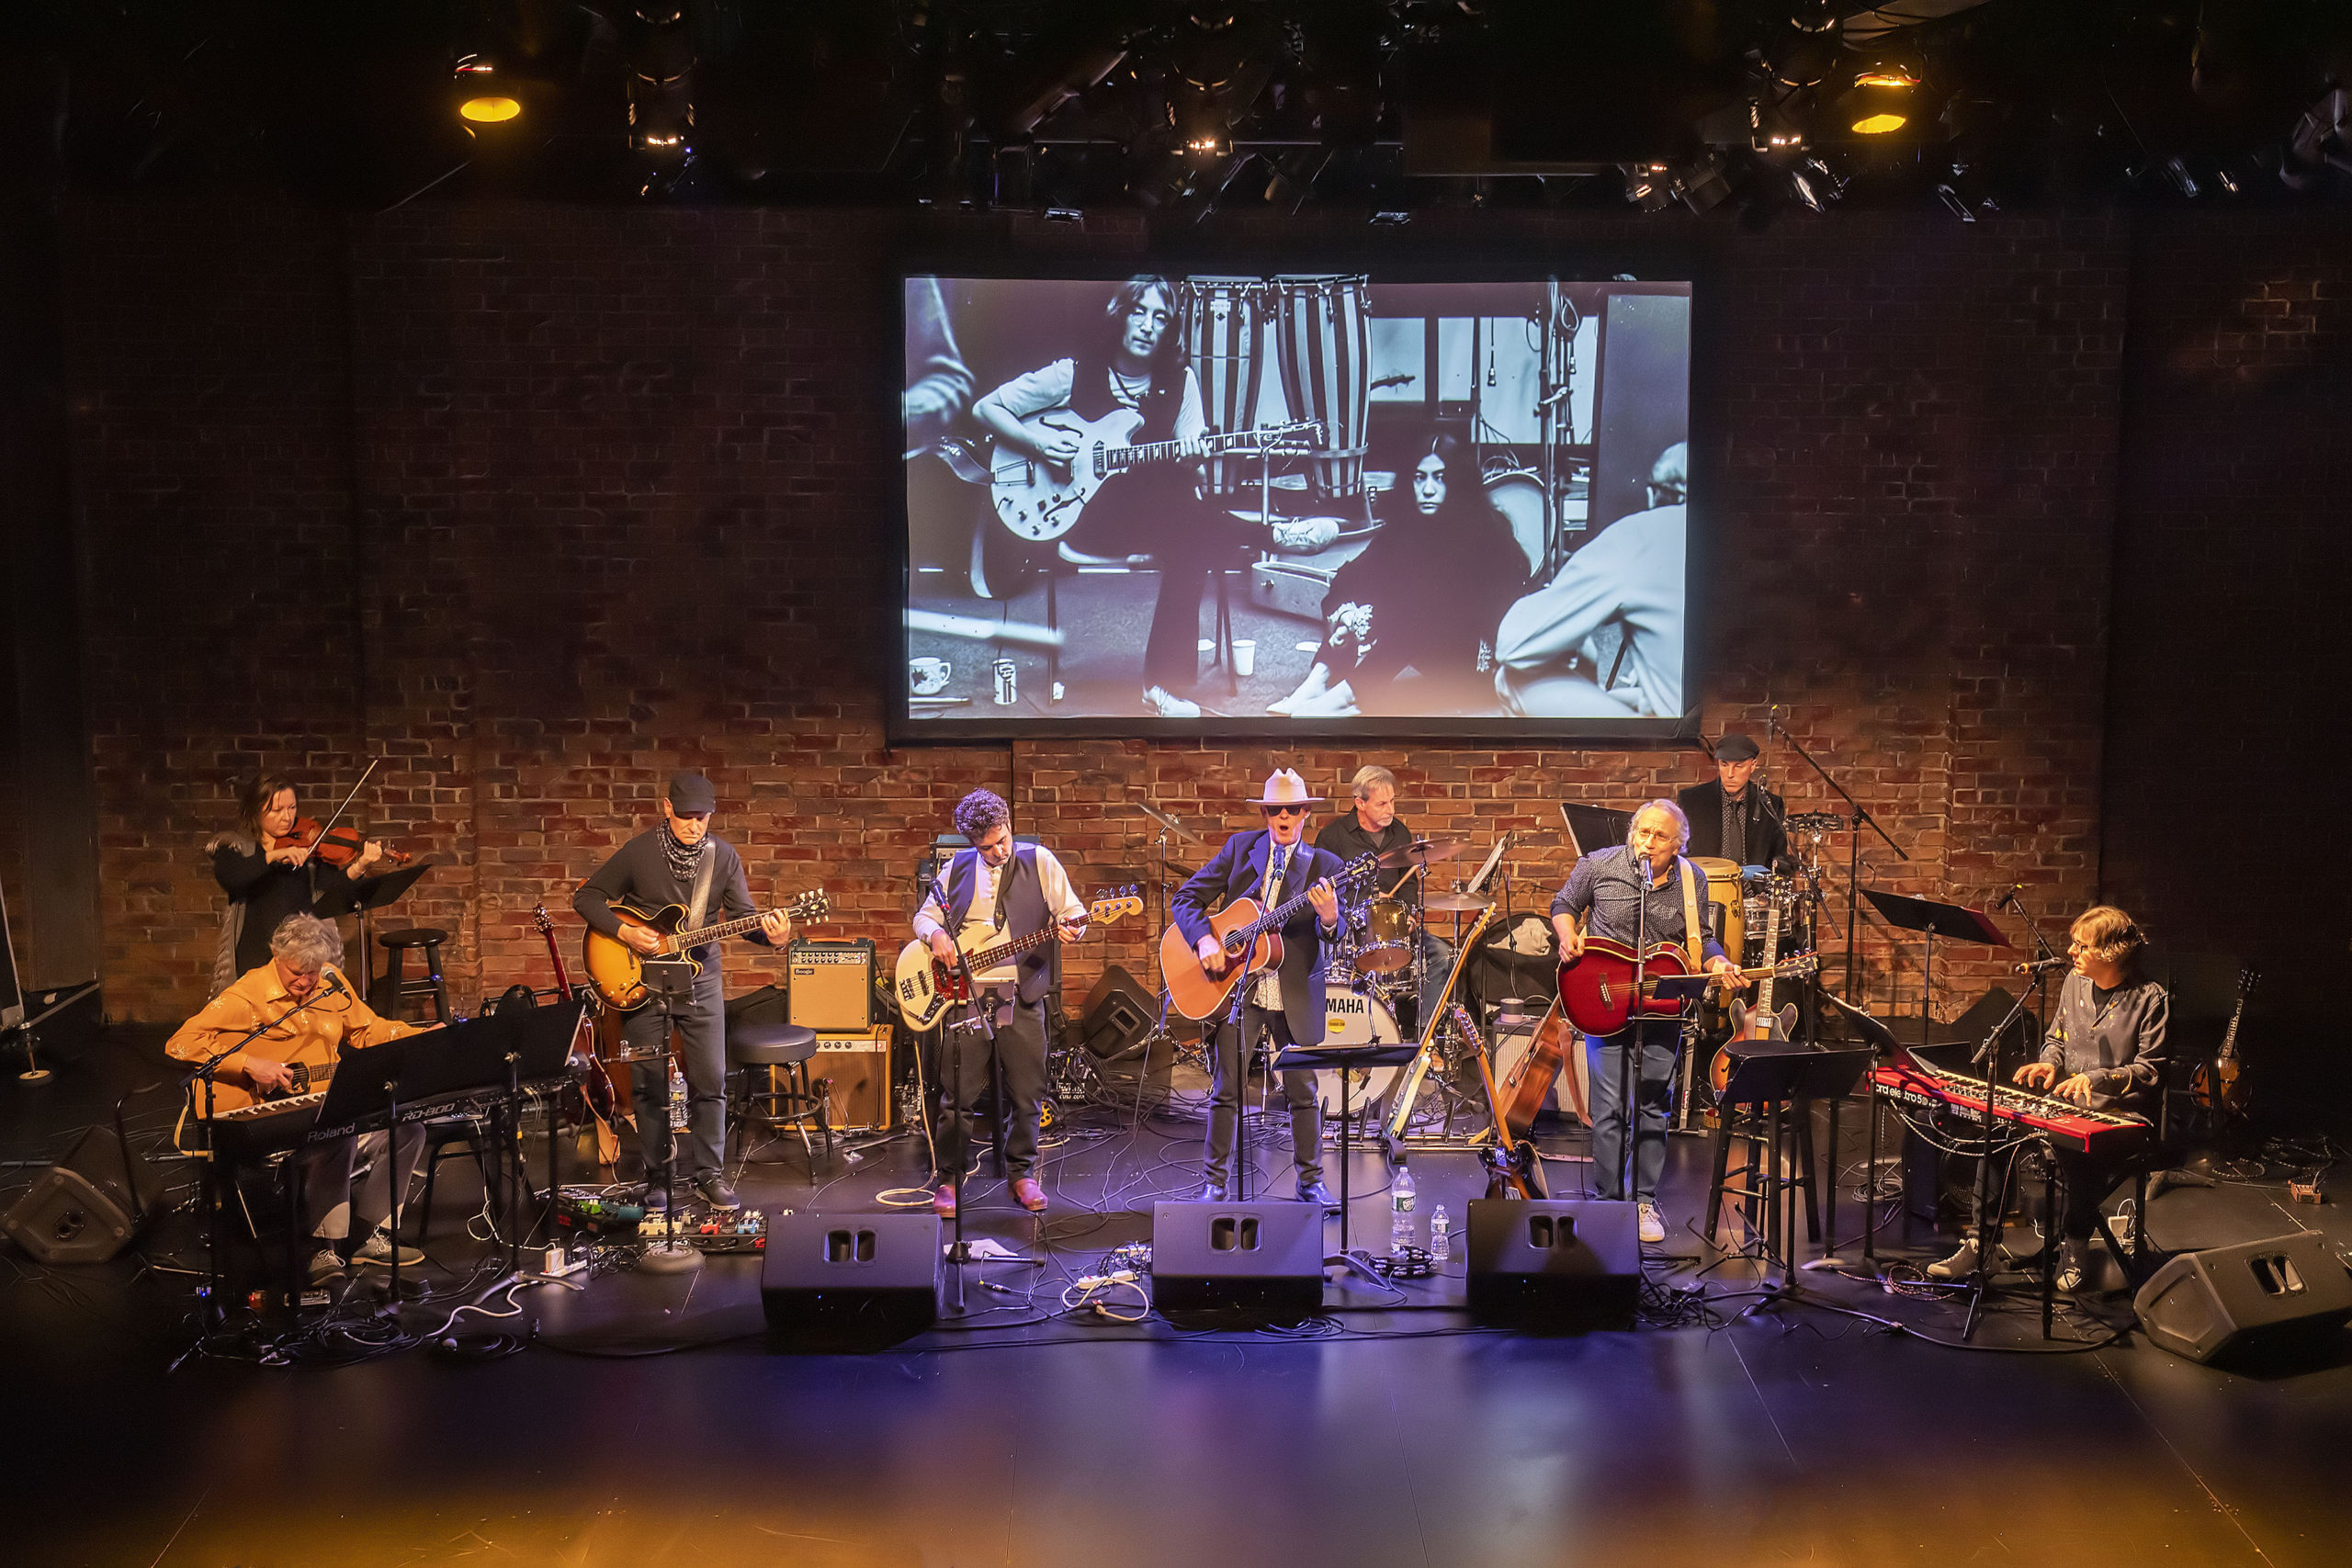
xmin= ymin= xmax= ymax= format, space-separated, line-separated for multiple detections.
xmin=305 ymin=757 xmax=382 ymax=880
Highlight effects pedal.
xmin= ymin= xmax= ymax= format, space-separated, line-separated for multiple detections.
xmin=552 ymin=1190 xmax=648 ymax=1237
xmin=672 ymin=1211 xmax=774 ymax=1254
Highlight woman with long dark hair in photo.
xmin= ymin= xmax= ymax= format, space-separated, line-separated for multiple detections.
xmin=971 ymin=275 xmax=1228 ymax=717
xmin=1271 ymin=432 xmax=1531 ymax=716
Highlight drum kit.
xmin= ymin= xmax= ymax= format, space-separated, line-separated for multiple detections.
xmin=1314 ymin=835 xmax=1496 ymax=1126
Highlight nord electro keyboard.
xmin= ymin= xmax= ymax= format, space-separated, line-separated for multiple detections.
xmin=1871 ymin=1058 xmax=2150 ymax=1156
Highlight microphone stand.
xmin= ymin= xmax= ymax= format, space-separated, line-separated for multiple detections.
xmin=1134 ymin=801 xmax=1198 ymax=1076
xmin=1959 ymin=969 xmax=2046 ymax=1341
xmin=1769 ymin=716 xmax=1906 ymax=1003
xmin=183 ymin=982 xmax=345 ymax=1327
xmin=941 ymin=923 xmax=1009 ymax=1316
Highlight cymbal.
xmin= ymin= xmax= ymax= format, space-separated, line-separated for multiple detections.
xmin=1377 ymin=837 xmax=1470 ymax=868
xmin=1420 ymin=891 xmax=1493 ymax=913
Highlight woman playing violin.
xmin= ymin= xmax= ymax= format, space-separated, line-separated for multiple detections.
xmin=207 ymin=772 xmax=390 ymax=991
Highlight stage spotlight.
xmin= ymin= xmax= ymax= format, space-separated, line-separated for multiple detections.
xmin=1840 ymin=58 xmax=1922 ymax=136
xmin=1623 ymin=163 xmax=1675 ymax=213
xmin=1766 ymin=2 xmax=1844 ymax=92
xmin=453 ymin=51 xmax=526 ymax=127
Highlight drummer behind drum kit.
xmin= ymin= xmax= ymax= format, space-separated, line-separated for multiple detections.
xmin=1312 ymin=834 xmax=1498 ymax=1128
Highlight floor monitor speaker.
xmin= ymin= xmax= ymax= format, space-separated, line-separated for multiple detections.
xmin=2 ymin=1125 xmax=152 ymax=1265
xmin=760 ymin=1210 xmax=938 ymax=1349
xmin=2133 ymin=1230 xmax=2352 ymax=1367
xmin=1465 ymin=1199 xmax=1640 ymax=1331
xmin=1150 ymin=1201 xmax=1324 ymax=1320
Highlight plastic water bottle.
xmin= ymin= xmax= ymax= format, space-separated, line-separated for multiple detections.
xmin=1429 ymin=1203 xmax=1452 ymax=1262
xmin=667 ymin=1059 xmax=689 ymax=1131
xmin=1389 ymin=1158 xmax=1417 ymax=1253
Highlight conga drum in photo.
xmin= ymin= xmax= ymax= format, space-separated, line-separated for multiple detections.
xmin=1273 ymin=274 xmax=1371 ymax=503
xmin=1180 ymin=276 xmax=1268 ymax=500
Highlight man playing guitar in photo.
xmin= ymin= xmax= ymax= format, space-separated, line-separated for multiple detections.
xmin=911 ymin=789 xmax=1091 ymax=1217
xmin=572 ymin=771 xmax=791 ymax=1213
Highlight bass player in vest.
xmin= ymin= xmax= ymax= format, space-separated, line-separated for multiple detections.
xmin=1171 ymin=768 xmax=1345 ymax=1208
xmin=912 ymin=789 xmax=1092 ymax=1218
xmin=1551 ymin=799 xmax=1747 ymax=1245
xmin=572 ymin=771 xmax=792 ymax=1214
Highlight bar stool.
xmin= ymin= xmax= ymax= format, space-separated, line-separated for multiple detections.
xmin=377 ymin=928 xmax=451 ymax=1024
xmin=728 ymin=1021 xmax=831 ymax=1174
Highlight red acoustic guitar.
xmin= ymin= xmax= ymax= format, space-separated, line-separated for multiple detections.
xmin=1556 ymin=938 xmax=1817 ymax=1038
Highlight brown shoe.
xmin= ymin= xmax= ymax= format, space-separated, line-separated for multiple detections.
xmin=1012 ymin=1177 xmax=1048 ymax=1213
xmin=933 ymin=1183 xmax=957 ymax=1219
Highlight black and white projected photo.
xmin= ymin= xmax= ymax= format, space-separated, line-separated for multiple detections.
xmin=899 ymin=273 xmax=1692 ymax=734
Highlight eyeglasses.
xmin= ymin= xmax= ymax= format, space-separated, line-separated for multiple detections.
xmin=1261 ymin=805 xmax=1307 ymax=818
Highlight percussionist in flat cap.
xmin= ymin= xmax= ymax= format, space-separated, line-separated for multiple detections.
xmin=1678 ymin=732 xmax=1787 ymax=870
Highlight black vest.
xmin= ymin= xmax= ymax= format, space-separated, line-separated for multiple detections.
xmin=1068 ymin=350 xmax=1179 ymax=441
xmin=942 ymin=844 xmax=1054 ymax=1003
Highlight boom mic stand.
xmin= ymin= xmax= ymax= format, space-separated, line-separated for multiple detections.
xmin=1958 ymin=976 xmax=2046 ymax=1340
xmin=940 ymin=930 xmax=1008 ymax=1316
xmin=1133 ymin=801 xmax=1200 ymax=1073
xmin=1769 ymin=713 xmax=1906 ymax=1002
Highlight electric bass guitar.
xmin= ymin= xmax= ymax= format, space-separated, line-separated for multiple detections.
xmin=982 ymin=412 xmax=1323 ymax=542
xmin=1158 ymin=852 xmax=1380 ymax=1021
xmin=1557 ymin=938 xmax=1818 ymax=1038
xmin=892 ymin=889 xmax=1143 ymax=1031
xmin=582 ymin=888 xmax=830 ymax=1010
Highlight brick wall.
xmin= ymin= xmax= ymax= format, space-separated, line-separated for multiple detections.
xmin=60 ymin=199 xmax=2295 ymax=1063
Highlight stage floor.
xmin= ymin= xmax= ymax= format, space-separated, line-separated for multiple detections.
xmin=4 ymin=1026 xmax=2349 ymax=1567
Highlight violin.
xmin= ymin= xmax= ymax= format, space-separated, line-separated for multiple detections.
xmin=271 ymin=817 xmax=411 ymax=870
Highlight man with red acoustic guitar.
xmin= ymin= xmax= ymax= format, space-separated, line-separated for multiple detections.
xmin=1551 ymin=799 xmax=1747 ymax=1245
xmin=1170 ymin=769 xmax=1346 ymax=1207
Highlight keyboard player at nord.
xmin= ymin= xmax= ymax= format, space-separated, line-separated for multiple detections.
xmin=166 ymin=913 xmax=439 ymax=1286
xmin=1922 ymin=905 xmax=2167 ymax=1292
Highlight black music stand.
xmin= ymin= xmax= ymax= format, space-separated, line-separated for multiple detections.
xmin=1708 ymin=1040 xmax=1871 ymax=1279
xmin=1275 ymin=1040 xmax=1421 ymax=1290
xmin=1559 ymin=804 xmax=1634 ymax=859
xmin=309 ymin=1040 xmax=413 ymax=1314
xmin=1815 ymin=988 xmax=1905 ymax=1276
xmin=1859 ymin=890 xmax=2009 ymax=1052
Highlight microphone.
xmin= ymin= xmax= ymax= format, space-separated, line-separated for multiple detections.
xmin=322 ymin=969 xmax=347 ymax=997
xmin=2012 ymin=955 xmax=2068 ymax=975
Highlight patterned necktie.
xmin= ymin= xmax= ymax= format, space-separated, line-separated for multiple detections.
xmin=1262 ymin=843 xmax=1287 ymax=906
xmin=1723 ymin=793 xmax=1745 ymax=866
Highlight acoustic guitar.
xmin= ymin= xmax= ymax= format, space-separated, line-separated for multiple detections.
xmin=981 ymin=412 xmax=1322 ymax=542
xmin=892 ymin=890 xmax=1143 ymax=1031
xmin=1157 ymin=852 xmax=1379 ymax=1021
xmin=2192 ymin=967 xmax=2256 ymax=1113
xmin=1556 ymin=938 xmax=1817 ymax=1039
xmin=582 ymin=889 xmax=830 ymax=1010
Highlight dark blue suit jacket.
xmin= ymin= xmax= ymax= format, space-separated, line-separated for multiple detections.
xmin=1171 ymin=829 xmax=1345 ymax=1045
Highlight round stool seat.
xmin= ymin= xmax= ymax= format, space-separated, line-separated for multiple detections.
xmin=379 ymin=927 xmax=448 ymax=950
xmin=728 ymin=1022 xmax=818 ymax=1066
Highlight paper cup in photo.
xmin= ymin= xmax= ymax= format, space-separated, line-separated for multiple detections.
xmin=1231 ymin=639 xmax=1257 ymax=677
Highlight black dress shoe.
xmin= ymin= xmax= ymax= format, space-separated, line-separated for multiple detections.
xmin=1296 ymin=1179 xmax=1338 ymax=1212
xmin=1193 ymin=1182 xmax=1227 ymax=1202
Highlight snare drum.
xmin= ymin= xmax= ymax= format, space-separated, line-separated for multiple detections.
xmin=1691 ymin=856 xmax=1744 ymax=960
xmin=1354 ymin=895 xmax=1418 ymax=975
xmin=1315 ymin=990 xmax=1404 ymax=1117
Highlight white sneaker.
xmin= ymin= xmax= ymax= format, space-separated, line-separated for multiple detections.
xmin=1143 ymin=685 xmax=1201 ymax=718
xmin=352 ymin=1227 xmax=424 ymax=1269
xmin=1636 ymin=1201 xmax=1667 ymax=1245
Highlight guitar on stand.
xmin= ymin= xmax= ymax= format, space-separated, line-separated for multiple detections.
xmin=2191 ymin=967 xmax=2257 ymax=1122
xmin=893 ymin=890 xmax=1143 ymax=1030
xmin=538 ymin=902 xmax=628 ymax=1167
xmin=582 ymin=889 xmax=830 ymax=1010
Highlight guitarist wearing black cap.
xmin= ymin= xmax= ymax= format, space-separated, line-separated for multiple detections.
xmin=574 ymin=771 xmax=792 ymax=1213
xmin=1678 ymin=732 xmax=1788 ymax=871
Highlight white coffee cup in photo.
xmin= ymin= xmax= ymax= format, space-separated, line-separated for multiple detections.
xmin=1232 ymin=639 xmax=1256 ymax=677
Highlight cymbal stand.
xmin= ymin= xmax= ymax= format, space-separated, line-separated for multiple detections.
xmin=1130 ymin=802 xmax=1198 ymax=1073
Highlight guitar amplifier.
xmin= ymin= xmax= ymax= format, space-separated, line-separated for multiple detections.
xmin=807 ymin=1027 xmax=894 ymax=1133
xmin=788 ymin=939 xmax=875 ymax=1030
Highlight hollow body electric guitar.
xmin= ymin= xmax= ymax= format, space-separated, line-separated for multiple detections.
xmin=893 ymin=890 xmax=1143 ymax=1031
xmin=985 ymin=412 xmax=1322 ymax=542
xmin=1556 ymin=938 xmax=1818 ymax=1039
xmin=1159 ymin=852 xmax=1380 ymax=1021
xmin=1712 ymin=887 xmax=1797 ymax=1095
xmin=583 ymin=889 xmax=830 ymax=1010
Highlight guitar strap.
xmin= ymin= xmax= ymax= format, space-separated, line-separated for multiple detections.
xmin=684 ymin=847 xmax=718 ymax=935
xmin=1678 ymin=856 xmax=1703 ymax=972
